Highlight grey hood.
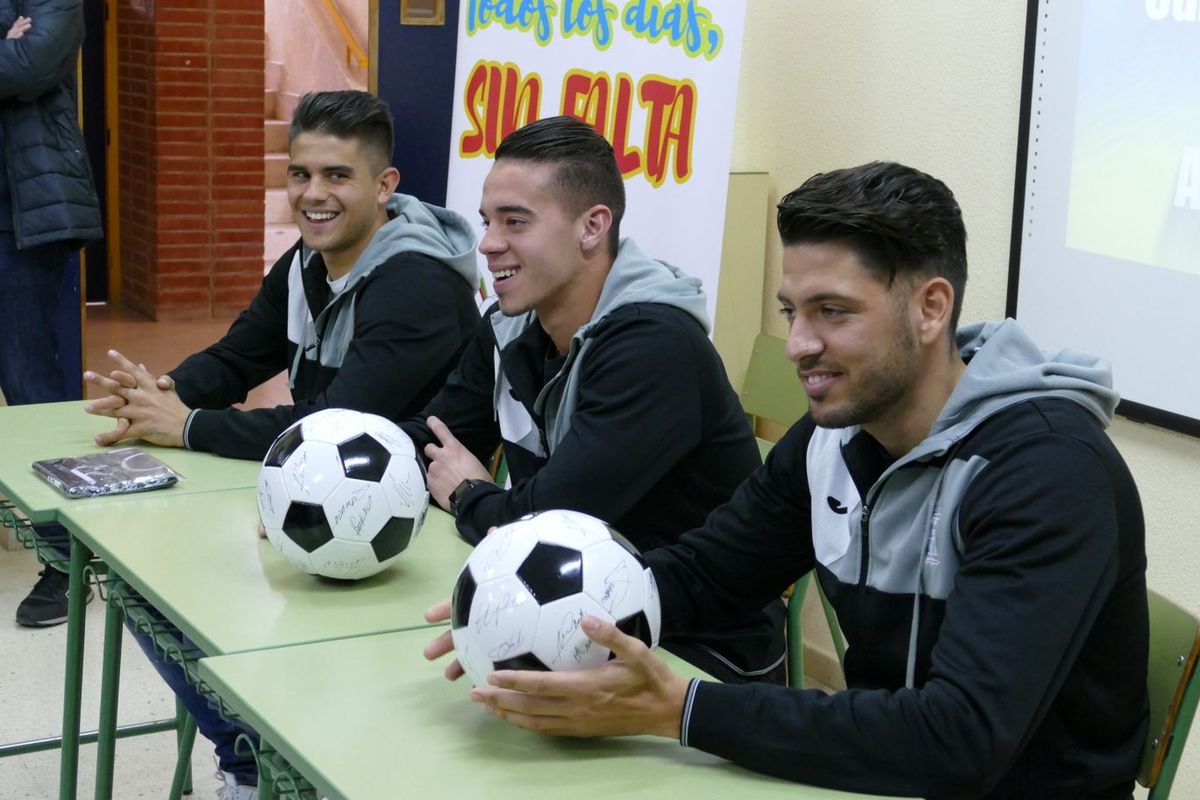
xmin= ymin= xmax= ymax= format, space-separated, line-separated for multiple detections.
xmin=286 ymin=193 xmax=479 ymax=386
xmin=489 ymin=237 xmax=710 ymax=451
xmin=354 ymin=192 xmax=480 ymax=288
xmin=931 ymin=318 xmax=1118 ymax=441
xmin=572 ymin=237 xmax=710 ymax=340
xmin=865 ymin=318 xmax=1119 ymax=469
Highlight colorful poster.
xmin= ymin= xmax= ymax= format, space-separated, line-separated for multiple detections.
xmin=444 ymin=0 xmax=748 ymax=321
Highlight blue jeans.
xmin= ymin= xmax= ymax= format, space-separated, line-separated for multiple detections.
xmin=128 ymin=612 xmax=261 ymax=785
xmin=0 ymin=232 xmax=70 ymax=405
xmin=2 ymin=233 xmax=80 ymax=563
xmin=34 ymin=522 xmax=73 ymax=567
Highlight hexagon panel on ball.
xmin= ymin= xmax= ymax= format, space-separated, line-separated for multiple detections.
xmin=300 ymin=407 xmax=368 ymax=444
xmin=359 ymin=412 xmax=419 ymax=457
xmin=307 ymin=537 xmax=380 ymax=581
xmin=256 ymin=463 xmax=290 ymax=531
xmin=580 ymin=538 xmax=648 ymax=622
xmin=279 ymin=440 xmax=343 ymax=506
xmin=456 ymin=572 xmax=540 ymax=687
xmin=530 ymin=592 xmax=613 ymax=671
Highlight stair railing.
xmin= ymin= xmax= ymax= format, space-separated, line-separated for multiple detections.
xmin=320 ymin=0 xmax=368 ymax=70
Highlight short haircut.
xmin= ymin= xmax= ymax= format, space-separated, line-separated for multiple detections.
xmin=777 ymin=162 xmax=968 ymax=333
xmin=495 ymin=115 xmax=626 ymax=254
xmin=288 ymin=91 xmax=394 ymax=174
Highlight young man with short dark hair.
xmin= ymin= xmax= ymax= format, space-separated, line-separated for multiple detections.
xmin=78 ymin=91 xmax=480 ymax=799
xmin=431 ymin=162 xmax=1149 ymax=800
xmin=81 ymin=90 xmax=479 ymax=459
xmin=408 ymin=115 xmax=787 ymax=685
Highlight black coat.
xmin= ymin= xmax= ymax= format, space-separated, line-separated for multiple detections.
xmin=651 ymin=400 xmax=1147 ymax=799
xmin=0 ymin=0 xmax=102 ymax=248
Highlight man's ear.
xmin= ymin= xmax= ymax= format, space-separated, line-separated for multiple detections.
xmin=578 ymin=204 xmax=613 ymax=256
xmin=378 ymin=166 xmax=401 ymax=202
xmin=913 ymin=276 xmax=955 ymax=346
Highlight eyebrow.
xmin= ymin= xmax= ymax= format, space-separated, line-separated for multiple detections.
xmin=480 ymin=204 xmax=536 ymax=217
xmin=776 ymin=291 xmax=856 ymax=306
xmin=287 ymin=164 xmax=355 ymax=175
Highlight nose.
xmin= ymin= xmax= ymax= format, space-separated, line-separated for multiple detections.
xmin=478 ymin=224 xmax=505 ymax=256
xmin=786 ymin=318 xmax=823 ymax=364
xmin=301 ymin=175 xmax=328 ymax=203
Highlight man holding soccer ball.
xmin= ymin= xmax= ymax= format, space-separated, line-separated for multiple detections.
xmin=406 ymin=115 xmax=787 ymax=687
xmin=427 ymin=162 xmax=1148 ymax=800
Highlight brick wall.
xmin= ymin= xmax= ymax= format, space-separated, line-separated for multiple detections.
xmin=117 ymin=0 xmax=265 ymax=320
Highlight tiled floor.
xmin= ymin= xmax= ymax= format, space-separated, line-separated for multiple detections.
xmin=0 ymin=548 xmax=224 ymax=798
xmin=1 ymin=302 xmax=287 ymax=798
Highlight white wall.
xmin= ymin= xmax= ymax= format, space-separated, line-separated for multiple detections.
xmin=731 ymin=2 xmax=1199 ymax=796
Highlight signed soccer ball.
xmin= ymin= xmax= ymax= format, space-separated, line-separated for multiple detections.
xmin=450 ymin=509 xmax=661 ymax=687
xmin=256 ymin=408 xmax=428 ymax=580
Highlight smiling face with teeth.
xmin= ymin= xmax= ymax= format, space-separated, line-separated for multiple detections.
xmin=478 ymin=159 xmax=614 ymax=353
xmin=778 ymin=241 xmax=962 ymax=454
xmin=287 ymin=132 xmax=399 ymax=279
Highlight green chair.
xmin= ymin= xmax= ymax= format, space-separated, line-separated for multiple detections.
xmin=1140 ymin=589 xmax=1200 ymax=799
xmin=738 ymin=333 xmax=809 ymax=453
xmin=786 ymin=575 xmax=846 ymax=687
xmin=488 ymin=445 xmax=509 ymax=488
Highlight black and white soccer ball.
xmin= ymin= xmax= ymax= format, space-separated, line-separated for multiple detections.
xmin=256 ymin=408 xmax=428 ymax=580
xmin=450 ymin=509 xmax=661 ymax=687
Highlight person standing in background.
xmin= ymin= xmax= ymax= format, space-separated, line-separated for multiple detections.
xmin=2 ymin=0 xmax=104 ymax=625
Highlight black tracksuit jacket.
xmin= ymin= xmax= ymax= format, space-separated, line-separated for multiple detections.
xmin=404 ymin=301 xmax=787 ymax=683
xmin=648 ymin=320 xmax=1148 ymax=799
xmin=172 ymin=241 xmax=477 ymax=460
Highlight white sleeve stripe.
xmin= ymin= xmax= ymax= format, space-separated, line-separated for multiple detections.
xmin=679 ymin=678 xmax=702 ymax=747
xmin=181 ymin=409 xmax=199 ymax=450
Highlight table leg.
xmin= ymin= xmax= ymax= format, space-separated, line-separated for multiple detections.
xmin=94 ymin=586 xmax=125 ymax=800
xmin=168 ymin=707 xmax=196 ymax=800
xmin=57 ymin=537 xmax=92 ymax=800
xmin=259 ymin=764 xmax=276 ymax=800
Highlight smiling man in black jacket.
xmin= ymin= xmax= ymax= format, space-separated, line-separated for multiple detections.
xmin=80 ymin=90 xmax=480 ymax=798
xmin=82 ymin=91 xmax=479 ymax=459
xmin=430 ymin=161 xmax=1149 ymax=800
xmin=406 ymin=116 xmax=787 ymax=685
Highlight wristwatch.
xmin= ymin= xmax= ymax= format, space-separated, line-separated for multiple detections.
xmin=449 ymin=478 xmax=490 ymax=517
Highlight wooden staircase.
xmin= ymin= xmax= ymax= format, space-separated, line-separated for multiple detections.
xmin=261 ymin=1 xmax=369 ymax=275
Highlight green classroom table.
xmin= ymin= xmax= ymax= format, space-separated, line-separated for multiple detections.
xmin=60 ymin=489 xmax=470 ymax=656
xmin=0 ymin=400 xmax=261 ymax=799
xmin=198 ymin=629 xmax=893 ymax=800
xmin=59 ymin=489 xmax=472 ymax=799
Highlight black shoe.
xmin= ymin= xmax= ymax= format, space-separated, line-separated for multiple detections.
xmin=15 ymin=568 xmax=94 ymax=628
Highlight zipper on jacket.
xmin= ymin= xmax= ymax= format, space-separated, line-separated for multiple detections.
xmin=852 ymin=502 xmax=872 ymax=657
xmin=858 ymin=503 xmax=872 ymax=584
